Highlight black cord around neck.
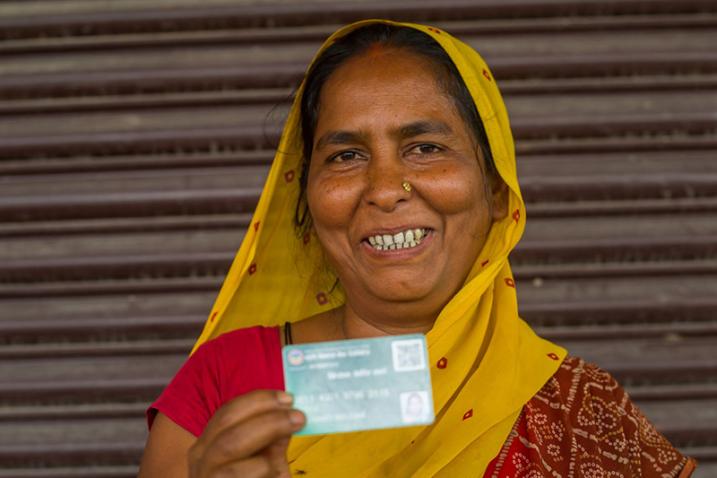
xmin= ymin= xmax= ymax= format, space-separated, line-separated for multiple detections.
xmin=284 ymin=321 xmax=293 ymax=345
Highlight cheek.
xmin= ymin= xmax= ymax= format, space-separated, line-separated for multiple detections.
xmin=419 ymin=165 xmax=487 ymax=216
xmin=307 ymin=175 xmax=362 ymax=230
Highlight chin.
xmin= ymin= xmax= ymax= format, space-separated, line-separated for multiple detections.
xmin=367 ymin=281 xmax=435 ymax=304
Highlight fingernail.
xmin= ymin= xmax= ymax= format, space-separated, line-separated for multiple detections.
xmin=277 ymin=391 xmax=293 ymax=405
xmin=289 ymin=409 xmax=305 ymax=427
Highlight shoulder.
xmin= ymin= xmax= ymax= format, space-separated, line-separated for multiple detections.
xmin=520 ymin=356 xmax=692 ymax=477
xmin=192 ymin=325 xmax=284 ymax=391
xmin=531 ymin=355 xmax=625 ymax=408
xmin=196 ymin=325 xmax=281 ymax=355
xmin=148 ymin=325 xmax=284 ymax=436
xmin=197 ymin=325 xmax=279 ymax=350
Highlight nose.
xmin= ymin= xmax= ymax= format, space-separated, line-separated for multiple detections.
xmin=363 ymin=151 xmax=411 ymax=212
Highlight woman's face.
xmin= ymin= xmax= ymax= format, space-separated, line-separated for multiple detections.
xmin=306 ymin=48 xmax=506 ymax=320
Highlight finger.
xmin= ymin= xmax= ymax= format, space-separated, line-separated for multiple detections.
xmin=201 ymin=390 xmax=293 ymax=445
xmin=200 ymin=408 xmax=305 ymax=469
xmin=263 ymin=436 xmax=291 ymax=477
xmin=210 ymin=455 xmax=275 ymax=478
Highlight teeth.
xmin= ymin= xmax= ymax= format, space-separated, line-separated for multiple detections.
xmin=366 ymin=228 xmax=428 ymax=252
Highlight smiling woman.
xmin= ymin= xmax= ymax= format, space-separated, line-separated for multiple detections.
xmin=138 ymin=21 xmax=695 ymax=478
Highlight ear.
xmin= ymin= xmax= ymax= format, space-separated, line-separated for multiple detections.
xmin=489 ymin=175 xmax=509 ymax=221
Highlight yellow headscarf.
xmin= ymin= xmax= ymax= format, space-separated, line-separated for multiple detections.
xmin=193 ymin=19 xmax=566 ymax=477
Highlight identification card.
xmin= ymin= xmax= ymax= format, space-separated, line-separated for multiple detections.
xmin=283 ymin=334 xmax=434 ymax=436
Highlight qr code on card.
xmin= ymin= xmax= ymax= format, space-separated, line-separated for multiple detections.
xmin=391 ymin=339 xmax=426 ymax=372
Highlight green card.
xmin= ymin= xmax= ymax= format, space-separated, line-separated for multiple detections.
xmin=283 ymin=334 xmax=434 ymax=436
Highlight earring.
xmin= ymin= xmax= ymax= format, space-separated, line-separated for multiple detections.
xmin=402 ymin=181 xmax=412 ymax=192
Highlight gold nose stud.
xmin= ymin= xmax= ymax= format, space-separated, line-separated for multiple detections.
xmin=402 ymin=181 xmax=412 ymax=193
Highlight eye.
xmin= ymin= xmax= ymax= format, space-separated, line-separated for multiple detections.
xmin=409 ymin=144 xmax=442 ymax=155
xmin=329 ymin=150 xmax=361 ymax=163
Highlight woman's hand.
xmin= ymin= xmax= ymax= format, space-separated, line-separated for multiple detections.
xmin=138 ymin=390 xmax=305 ymax=478
xmin=188 ymin=390 xmax=305 ymax=478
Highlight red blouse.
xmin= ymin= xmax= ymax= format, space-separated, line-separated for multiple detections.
xmin=148 ymin=326 xmax=284 ymax=437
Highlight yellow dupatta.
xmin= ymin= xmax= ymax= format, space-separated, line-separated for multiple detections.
xmin=192 ymin=19 xmax=566 ymax=477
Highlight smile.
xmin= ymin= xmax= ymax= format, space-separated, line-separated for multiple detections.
xmin=365 ymin=228 xmax=430 ymax=251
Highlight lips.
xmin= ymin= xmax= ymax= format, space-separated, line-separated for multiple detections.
xmin=364 ymin=228 xmax=431 ymax=251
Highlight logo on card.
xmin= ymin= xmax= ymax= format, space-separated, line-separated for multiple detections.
xmin=287 ymin=348 xmax=305 ymax=366
xmin=391 ymin=339 xmax=426 ymax=372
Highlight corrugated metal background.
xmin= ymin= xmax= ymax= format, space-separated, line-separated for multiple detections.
xmin=0 ymin=1 xmax=715 ymax=476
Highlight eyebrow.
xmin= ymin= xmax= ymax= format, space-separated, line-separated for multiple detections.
xmin=314 ymin=130 xmax=365 ymax=151
xmin=398 ymin=120 xmax=453 ymax=139
xmin=314 ymin=120 xmax=454 ymax=151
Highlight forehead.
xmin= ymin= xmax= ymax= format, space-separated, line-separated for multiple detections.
xmin=327 ymin=46 xmax=439 ymax=84
xmin=315 ymin=48 xmax=461 ymax=130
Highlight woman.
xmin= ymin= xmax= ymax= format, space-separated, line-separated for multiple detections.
xmin=139 ymin=20 xmax=695 ymax=477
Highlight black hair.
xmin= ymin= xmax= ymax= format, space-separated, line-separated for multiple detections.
xmin=294 ymin=23 xmax=495 ymax=235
